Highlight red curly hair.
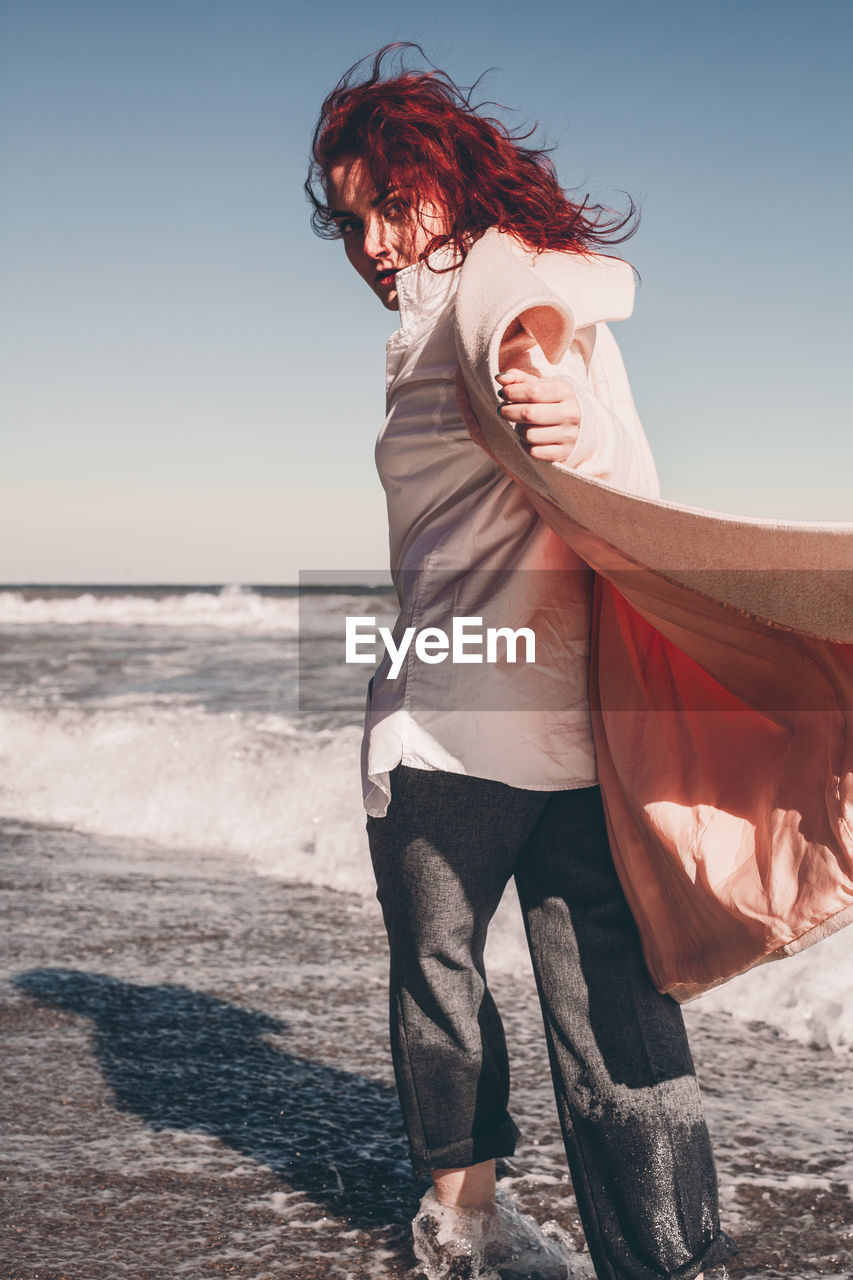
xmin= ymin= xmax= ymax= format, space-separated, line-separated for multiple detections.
xmin=306 ymin=45 xmax=637 ymax=265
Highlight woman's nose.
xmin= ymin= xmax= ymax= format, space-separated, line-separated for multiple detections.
xmin=362 ymin=217 xmax=390 ymax=258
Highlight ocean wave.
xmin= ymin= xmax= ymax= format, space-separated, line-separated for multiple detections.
xmin=0 ymin=702 xmax=372 ymax=894
xmin=1 ymin=700 xmax=850 ymax=1056
xmin=0 ymin=586 xmax=300 ymax=634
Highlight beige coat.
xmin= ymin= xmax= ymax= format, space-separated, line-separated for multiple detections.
xmin=454 ymin=228 xmax=853 ymax=1000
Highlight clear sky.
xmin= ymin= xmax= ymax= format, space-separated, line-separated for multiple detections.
xmin=1 ymin=0 xmax=851 ymax=583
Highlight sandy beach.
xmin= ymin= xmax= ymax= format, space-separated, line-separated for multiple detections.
xmin=1 ymin=816 xmax=851 ymax=1280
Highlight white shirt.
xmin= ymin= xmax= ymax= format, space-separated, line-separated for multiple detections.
xmin=361 ymin=246 xmax=603 ymax=818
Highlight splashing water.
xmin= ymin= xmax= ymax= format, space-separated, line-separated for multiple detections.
xmin=411 ymin=1186 xmax=576 ymax=1280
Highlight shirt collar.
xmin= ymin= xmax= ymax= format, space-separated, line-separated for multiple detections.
xmin=394 ymin=243 xmax=463 ymax=334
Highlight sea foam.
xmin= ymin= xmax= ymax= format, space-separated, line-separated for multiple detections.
xmin=1 ymin=698 xmax=851 ymax=1056
xmin=0 ymin=586 xmax=300 ymax=633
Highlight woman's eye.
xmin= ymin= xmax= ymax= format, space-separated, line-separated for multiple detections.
xmin=336 ymin=217 xmax=360 ymax=235
xmin=383 ymin=200 xmax=405 ymax=220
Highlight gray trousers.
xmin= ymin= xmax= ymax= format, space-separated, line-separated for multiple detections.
xmin=366 ymin=765 xmax=737 ymax=1280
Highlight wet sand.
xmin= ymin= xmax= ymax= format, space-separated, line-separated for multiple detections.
xmin=1 ymin=818 xmax=851 ymax=1280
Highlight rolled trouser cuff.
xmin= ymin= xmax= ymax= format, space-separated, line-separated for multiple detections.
xmin=409 ymin=1114 xmax=520 ymax=1178
xmin=668 ymin=1229 xmax=739 ymax=1280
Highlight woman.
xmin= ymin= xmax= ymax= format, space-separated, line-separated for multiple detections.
xmin=306 ymin=46 xmax=739 ymax=1280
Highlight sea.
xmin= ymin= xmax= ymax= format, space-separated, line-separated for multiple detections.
xmin=1 ymin=582 xmax=851 ymax=1058
xmin=3 ymin=582 xmax=853 ymax=1277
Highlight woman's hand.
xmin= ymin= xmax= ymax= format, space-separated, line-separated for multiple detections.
xmin=496 ymin=368 xmax=581 ymax=462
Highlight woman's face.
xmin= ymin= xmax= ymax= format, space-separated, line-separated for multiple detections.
xmin=325 ymin=156 xmax=447 ymax=311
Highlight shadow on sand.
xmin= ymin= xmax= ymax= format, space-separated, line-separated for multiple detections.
xmin=14 ymin=967 xmax=421 ymax=1227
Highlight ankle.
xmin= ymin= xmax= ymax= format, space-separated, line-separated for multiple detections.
xmin=431 ymin=1158 xmax=496 ymax=1212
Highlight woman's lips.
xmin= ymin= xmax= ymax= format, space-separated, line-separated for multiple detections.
xmin=375 ymin=269 xmax=397 ymax=286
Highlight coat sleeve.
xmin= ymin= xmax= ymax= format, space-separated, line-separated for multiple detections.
xmin=500 ymin=314 xmax=660 ymax=499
